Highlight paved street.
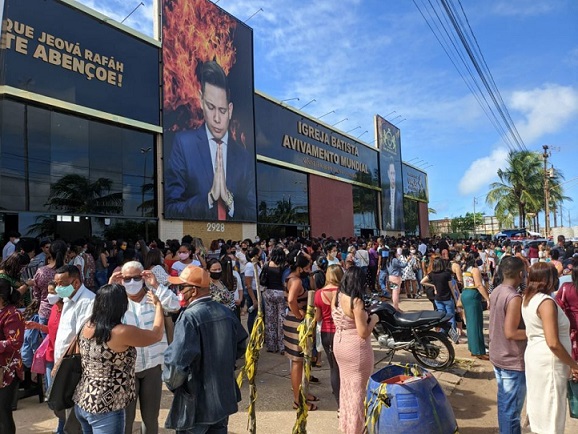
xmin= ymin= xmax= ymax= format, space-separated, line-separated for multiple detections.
xmin=13 ymin=296 xmax=578 ymax=433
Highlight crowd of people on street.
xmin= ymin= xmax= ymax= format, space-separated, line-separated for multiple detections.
xmin=1 ymin=231 xmax=578 ymax=433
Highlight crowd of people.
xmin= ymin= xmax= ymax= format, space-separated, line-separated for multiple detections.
xmin=0 ymin=231 xmax=577 ymax=433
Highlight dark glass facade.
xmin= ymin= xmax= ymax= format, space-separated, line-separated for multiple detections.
xmin=0 ymin=98 xmax=155 ymax=218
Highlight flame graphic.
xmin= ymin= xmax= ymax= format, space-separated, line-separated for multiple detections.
xmin=163 ymin=0 xmax=238 ymax=131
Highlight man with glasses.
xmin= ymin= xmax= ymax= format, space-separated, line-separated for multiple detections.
xmin=109 ymin=261 xmax=180 ymax=434
xmin=164 ymin=265 xmax=247 ymax=433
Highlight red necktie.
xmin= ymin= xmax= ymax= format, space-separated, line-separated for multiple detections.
xmin=214 ymin=140 xmax=227 ymax=221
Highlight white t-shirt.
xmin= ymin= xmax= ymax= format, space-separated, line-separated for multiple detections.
xmin=171 ymin=261 xmax=187 ymax=276
xmin=244 ymin=263 xmax=261 ymax=291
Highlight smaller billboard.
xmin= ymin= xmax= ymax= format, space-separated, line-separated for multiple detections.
xmin=376 ymin=115 xmax=404 ymax=231
xmin=402 ymin=163 xmax=428 ymax=202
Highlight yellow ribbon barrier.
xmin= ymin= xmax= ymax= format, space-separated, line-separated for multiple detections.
xmin=292 ymin=292 xmax=316 ymax=434
xmin=364 ymin=363 xmax=422 ymax=434
xmin=236 ymin=261 xmax=265 ymax=433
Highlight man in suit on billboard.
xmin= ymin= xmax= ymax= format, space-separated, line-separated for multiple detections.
xmin=386 ymin=158 xmax=404 ymax=230
xmin=165 ymin=61 xmax=256 ymax=221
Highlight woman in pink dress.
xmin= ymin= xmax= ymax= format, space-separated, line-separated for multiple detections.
xmin=332 ymin=266 xmax=379 ymax=433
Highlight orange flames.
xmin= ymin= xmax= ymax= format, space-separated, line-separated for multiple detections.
xmin=163 ymin=0 xmax=237 ymax=131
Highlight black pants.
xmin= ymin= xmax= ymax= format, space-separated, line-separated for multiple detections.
xmin=176 ymin=416 xmax=228 ymax=433
xmin=0 ymin=380 xmax=18 ymax=434
xmin=321 ymin=331 xmax=340 ymax=407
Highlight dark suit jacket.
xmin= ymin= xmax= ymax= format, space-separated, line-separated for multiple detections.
xmin=385 ymin=186 xmax=404 ymax=230
xmin=165 ymin=126 xmax=256 ymax=221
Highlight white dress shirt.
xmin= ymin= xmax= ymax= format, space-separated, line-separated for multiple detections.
xmin=123 ymin=284 xmax=180 ymax=373
xmin=54 ymin=284 xmax=95 ymax=362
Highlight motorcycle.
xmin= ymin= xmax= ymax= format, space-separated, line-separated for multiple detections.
xmin=369 ymin=298 xmax=455 ymax=370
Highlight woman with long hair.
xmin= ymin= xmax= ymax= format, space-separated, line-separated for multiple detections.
xmin=73 ymin=284 xmax=164 ymax=433
xmin=0 ymin=252 xmax=31 ymax=297
xmin=144 ymin=249 xmax=170 ymax=288
xmin=314 ymin=264 xmax=344 ymax=409
xmin=401 ymin=247 xmax=418 ymax=299
xmin=462 ymin=252 xmax=491 ymax=359
xmin=170 ymin=243 xmax=198 ymax=276
xmin=283 ymin=250 xmax=317 ymax=410
xmin=555 ymin=257 xmax=578 ymax=361
xmin=522 ymin=262 xmax=578 ymax=433
xmin=388 ymin=249 xmax=407 ymax=311
xmin=0 ymin=278 xmax=24 ymax=434
xmin=261 ymin=247 xmax=287 ymax=354
xmin=332 ymin=266 xmax=378 ymax=434
xmin=94 ymin=241 xmax=110 ymax=288
xmin=206 ymin=258 xmax=235 ymax=311
xmin=31 ymin=240 xmax=68 ymax=326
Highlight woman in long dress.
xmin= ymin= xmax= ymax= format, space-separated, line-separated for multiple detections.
xmin=332 ymin=266 xmax=378 ymax=434
xmin=522 ymin=262 xmax=578 ymax=433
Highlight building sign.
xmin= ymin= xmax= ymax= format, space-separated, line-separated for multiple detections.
xmin=162 ymin=0 xmax=257 ymax=222
xmin=255 ymin=94 xmax=379 ymax=188
xmin=403 ymin=163 xmax=428 ymax=202
xmin=0 ymin=0 xmax=159 ymax=125
xmin=376 ymin=114 xmax=404 ymax=231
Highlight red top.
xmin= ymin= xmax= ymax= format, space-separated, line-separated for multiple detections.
xmin=314 ymin=286 xmax=338 ymax=333
xmin=46 ymin=303 xmax=63 ymax=362
xmin=0 ymin=304 xmax=24 ymax=387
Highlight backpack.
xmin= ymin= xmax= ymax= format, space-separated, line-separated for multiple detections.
xmin=82 ymin=253 xmax=96 ymax=290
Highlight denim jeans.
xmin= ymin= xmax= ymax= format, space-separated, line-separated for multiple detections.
xmin=434 ymin=299 xmax=456 ymax=330
xmin=75 ymin=406 xmax=125 ymax=434
xmin=493 ymin=367 xmax=526 ymax=434
xmin=378 ymin=270 xmax=391 ymax=297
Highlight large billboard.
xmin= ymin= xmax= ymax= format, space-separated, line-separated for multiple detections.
xmin=255 ymin=94 xmax=380 ymax=188
xmin=402 ymin=163 xmax=428 ymax=202
xmin=162 ymin=0 xmax=256 ymax=222
xmin=0 ymin=0 xmax=159 ymax=125
xmin=376 ymin=115 xmax=404 ymax=231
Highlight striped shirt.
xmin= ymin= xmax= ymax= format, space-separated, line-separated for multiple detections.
xmin=123 ymin=284 xmax=180 ymax=373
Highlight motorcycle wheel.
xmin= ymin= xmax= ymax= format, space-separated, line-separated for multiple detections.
xmin=411 ymin=331 xmax=455 ymax=370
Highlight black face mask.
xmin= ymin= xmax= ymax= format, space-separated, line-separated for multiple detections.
xmin=210 ymin=271 xmax=223 ymax=280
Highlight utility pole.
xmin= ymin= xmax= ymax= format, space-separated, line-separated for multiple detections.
xmin=473 ymin=197 xmax=477 ymax=238
xmin=543 ymin=145 xmax=550 ymax=238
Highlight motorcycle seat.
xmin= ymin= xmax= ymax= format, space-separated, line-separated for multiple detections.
xmin=393 ymin=310 xmax=446 ymax=327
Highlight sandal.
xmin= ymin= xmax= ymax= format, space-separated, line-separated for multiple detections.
xmin=293 ymin=401 xmax=318 ymax=411
xmin=310 ymin=375 xmax=319 ymax=383
xmin=306 ymin=394 xmax=319 ymax=402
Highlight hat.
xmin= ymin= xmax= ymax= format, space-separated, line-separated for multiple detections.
xmin=168 ymin=265 xmax=210 ymax=288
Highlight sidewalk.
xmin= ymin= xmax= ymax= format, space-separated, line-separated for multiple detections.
xmin=13 ymin=296 xmax=578 ymax=433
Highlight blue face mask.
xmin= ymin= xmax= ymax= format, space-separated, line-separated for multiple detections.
xmin=55 ymin=284 xmax=75 ymax=298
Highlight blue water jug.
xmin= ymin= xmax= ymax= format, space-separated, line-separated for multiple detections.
xmin=365 ymin=364 xmax=458 ymax=434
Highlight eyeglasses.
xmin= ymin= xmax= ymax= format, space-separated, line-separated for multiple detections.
xmin=123 ymin=276 xmax=143 ymax=283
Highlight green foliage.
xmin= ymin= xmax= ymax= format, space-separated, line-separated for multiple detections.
xmin=450 ymin=212 xmax=485 ymax=235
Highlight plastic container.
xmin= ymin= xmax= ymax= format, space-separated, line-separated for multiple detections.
xmin=366 ymin=364 xmax=458 ymax=434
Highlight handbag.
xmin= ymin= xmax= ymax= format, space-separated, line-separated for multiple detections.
xmin=31 ymin=335 xmax=50 ymax=374
xmin=568 ymin=380 xmax=578 ymax=419
xmin=259 ymin=264 xmax=268 ymax=288
xmin=46 ymin=326 xmax=84 ymax=411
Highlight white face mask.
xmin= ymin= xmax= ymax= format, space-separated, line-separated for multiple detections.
xmin=124 ymin=279 xmax=143 ymax=295
xmin=46 ymin=293 xmax=61 ymax=305
xmin=13 ymin=238 xmax=20 ymax=244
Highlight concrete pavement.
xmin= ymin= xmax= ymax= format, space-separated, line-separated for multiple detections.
xmin=13 ymin=296 xmax=578 ymax=433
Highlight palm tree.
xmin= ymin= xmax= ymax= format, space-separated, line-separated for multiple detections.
xmin=45 ymin=174 xmax=123 ymax=235
xmin=26 ymin=214 xmax=57 ymax=237
xmin=486 ymin=151 xmax=542 ymax=228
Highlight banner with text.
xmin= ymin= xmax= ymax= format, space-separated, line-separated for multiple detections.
xmin=402 ymin=163 xmax=428 ymax=202
xmin=0 ymin=0 xmax=159 ymax=125
xmin=376 ymin=114 xmax=404 ymax=231
xmin=255 ymin=94 xmax=379 ymax=189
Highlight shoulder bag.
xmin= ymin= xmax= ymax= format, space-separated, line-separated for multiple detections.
xmin=31 ymin=335 xmax=50 ymax=375
xmin=46 ymin=325 xmax=84 ymax=411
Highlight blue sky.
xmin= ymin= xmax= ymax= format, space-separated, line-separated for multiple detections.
xmin=77 ymin=0 xmax=578 ymax=226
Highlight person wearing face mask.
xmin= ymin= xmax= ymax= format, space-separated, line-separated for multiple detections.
xmin=171 ymin=243 xmax=202 ymax=277
xmin=2 ymin=231 xmax=20 ymax=260
xmin=53 ymin=264 xmax=95 ymax=434
xmin=163 ymin=265 xmax=247 ymax=433
xmin=108 ymin=261 xmax=179 ymax=434
xmin=283 ymin=250 xmax=319 ymax=411
xmin=207 ymin=258 xmax=236 ymax=311
xmin=25 ymin=280 xmax=66 ymax=433
xmin=325 ymin=242 xmax=343 ymax=268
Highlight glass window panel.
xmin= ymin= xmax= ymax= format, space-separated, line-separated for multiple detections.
xmin=28 ymin=106 xmax=52 ymax=211
xmin=0 ymin=99 xmax=25 ymax=211
xmin=257 ymin=163 xmax=309 ymax=226
xmin=352 ymin=185 xmax=378 ymax=235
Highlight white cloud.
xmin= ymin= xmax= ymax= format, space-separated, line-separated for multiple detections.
xmin=491 ymin=1 xmax=558 ymax=17
xmin=458 ymin=147 xmax=509 ymax=195
xmin=510 ymin=84 xmax=578 ymax=143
